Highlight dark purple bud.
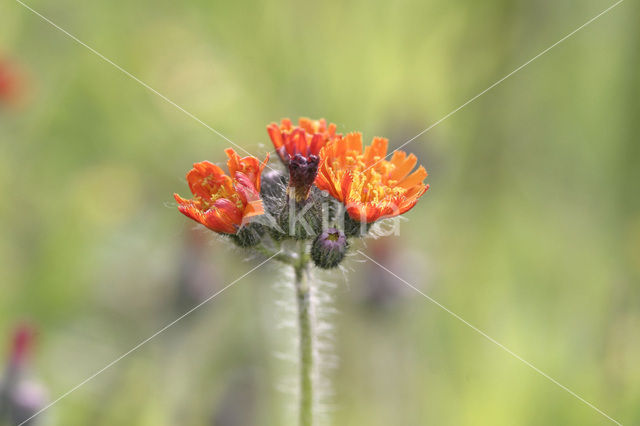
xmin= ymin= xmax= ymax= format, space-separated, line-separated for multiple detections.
xmin=311 ymin=228 xmax=348 ymax=269
xmin=287 ymin=154 xmax=319 ymax=202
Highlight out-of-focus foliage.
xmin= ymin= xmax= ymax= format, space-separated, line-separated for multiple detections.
xmin=0 ymin=0 xmax=638 ymax=425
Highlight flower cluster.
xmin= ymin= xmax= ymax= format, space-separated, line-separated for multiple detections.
xmin=175 ymin=118 xmax=429 ymax=268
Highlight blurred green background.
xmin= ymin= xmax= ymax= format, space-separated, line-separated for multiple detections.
xmin=1 ymin=0 xmax=638 ymax=424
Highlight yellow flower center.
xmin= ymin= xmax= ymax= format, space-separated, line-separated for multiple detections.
xmin=197 ymin=176 xmax=244 ymax=211
xmin=329 ymin=150 xmax=406 ymax=203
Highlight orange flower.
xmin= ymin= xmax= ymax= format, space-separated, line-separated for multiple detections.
xmin=316 ymin=133 xmax=429 ymax=223
xmin=174 ymin=148 xmax=268 ymax=234
xmin=267 ymin=117 xmax=340 ymax=164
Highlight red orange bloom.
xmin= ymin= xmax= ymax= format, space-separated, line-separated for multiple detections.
xmin=267 ymin=118 xmax=340 ymax=164
xmin=316 ymin=133 xmax=429 ymax=223
xmin=174 ymin=149 xmax=268 ymax=234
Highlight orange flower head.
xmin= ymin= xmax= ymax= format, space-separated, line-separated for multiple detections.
xmin=315 ymin=133 xmax=429 ymax=223
xmin=267 ymin=117 xmax=340 ymax=165
xmin=174 ymin=148 xmax=269 ymax=234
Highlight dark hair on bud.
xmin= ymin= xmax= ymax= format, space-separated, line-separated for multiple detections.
xmin=342 ymin=213 xmax=372 ymax=238
xmin=260 ymin=169 xmax=287 ymax=199
xmin=230 ymin=223 xmax=265 ymax=248
xmin=311 ymin=228 xmax=348 ymax=269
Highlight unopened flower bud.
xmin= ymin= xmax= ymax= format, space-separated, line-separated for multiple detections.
xmin=343 ymin=214 xmax=372 ymax=238
xmin=260 ymin=169 xmax=287 ymax=199
xmin=277 ymin=187 xmax=323 ymax=240
xmin=287 ymin=154 xmax=319 ymax=202
xmin=311 ymin=228 xmax=348 ymax=269
xmin=230 ymin=223 xmax=264 ymax=248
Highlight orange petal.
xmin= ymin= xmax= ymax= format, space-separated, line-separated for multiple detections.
xmin=186 ymin=161 xmax=229 ymax=199
xmin=255 ymin=153 xmax=269 ymax=191
xmin=345 ymin=133 xmax=363 ymax=154
xmin=226 ymin=148 xmax=266 ymax=187
xmin=346 ymin=202 xmax=383 ymax=223
xmin=213 ymin=198 xmax=243 ymax=221
xmin=309 ymin=133 xmax=324 ymax=156
xmin=234 ymin=172 xmax=258 ymax=202
xmin=267 ymin=123 xmax=283 ymax=150
xmin=203 ymin=207 xmax=237 ymax=234
xmin=389 ymin=151 xmax=417 ymax=182
xmin=175 ymin=194 xmax=206 ymax=224
xmin=363 ymin=137 xmax=388 ymax=165
xmin=243 ymin=199 xmax=265 ymax=220
xmin=225 ymin=148 xmax=242 ymax=177
xmin=397 ymin=166 xmax=428 ymax=189
xmin=281 ymin=118 xmax=293 ymax=129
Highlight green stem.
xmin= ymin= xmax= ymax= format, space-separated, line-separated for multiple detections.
xmin=294 ymin=243 xmax=313 ymax=426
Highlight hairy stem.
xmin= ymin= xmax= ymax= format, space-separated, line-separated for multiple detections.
xmin=294 ymin=243 xmax=313 ymax=426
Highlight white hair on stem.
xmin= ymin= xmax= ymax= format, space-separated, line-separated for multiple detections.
xmin=269 ymin=258 xmax=340 ymax=426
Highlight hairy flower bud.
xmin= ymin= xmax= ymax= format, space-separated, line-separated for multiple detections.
xmin=230 ymin=223 xmax=264 ymax=248
xmin=277 ymin=187 xmax=324 ymax=240
xmin=260 ymin=169 xmax=287 ymax=199
xmin=287 ymin=154 xmax=319 ymax=203
xmin=311 ymin=228 xmax=348 ymax=269
xmin=343 ymin=213 xmax=372 ymax=238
